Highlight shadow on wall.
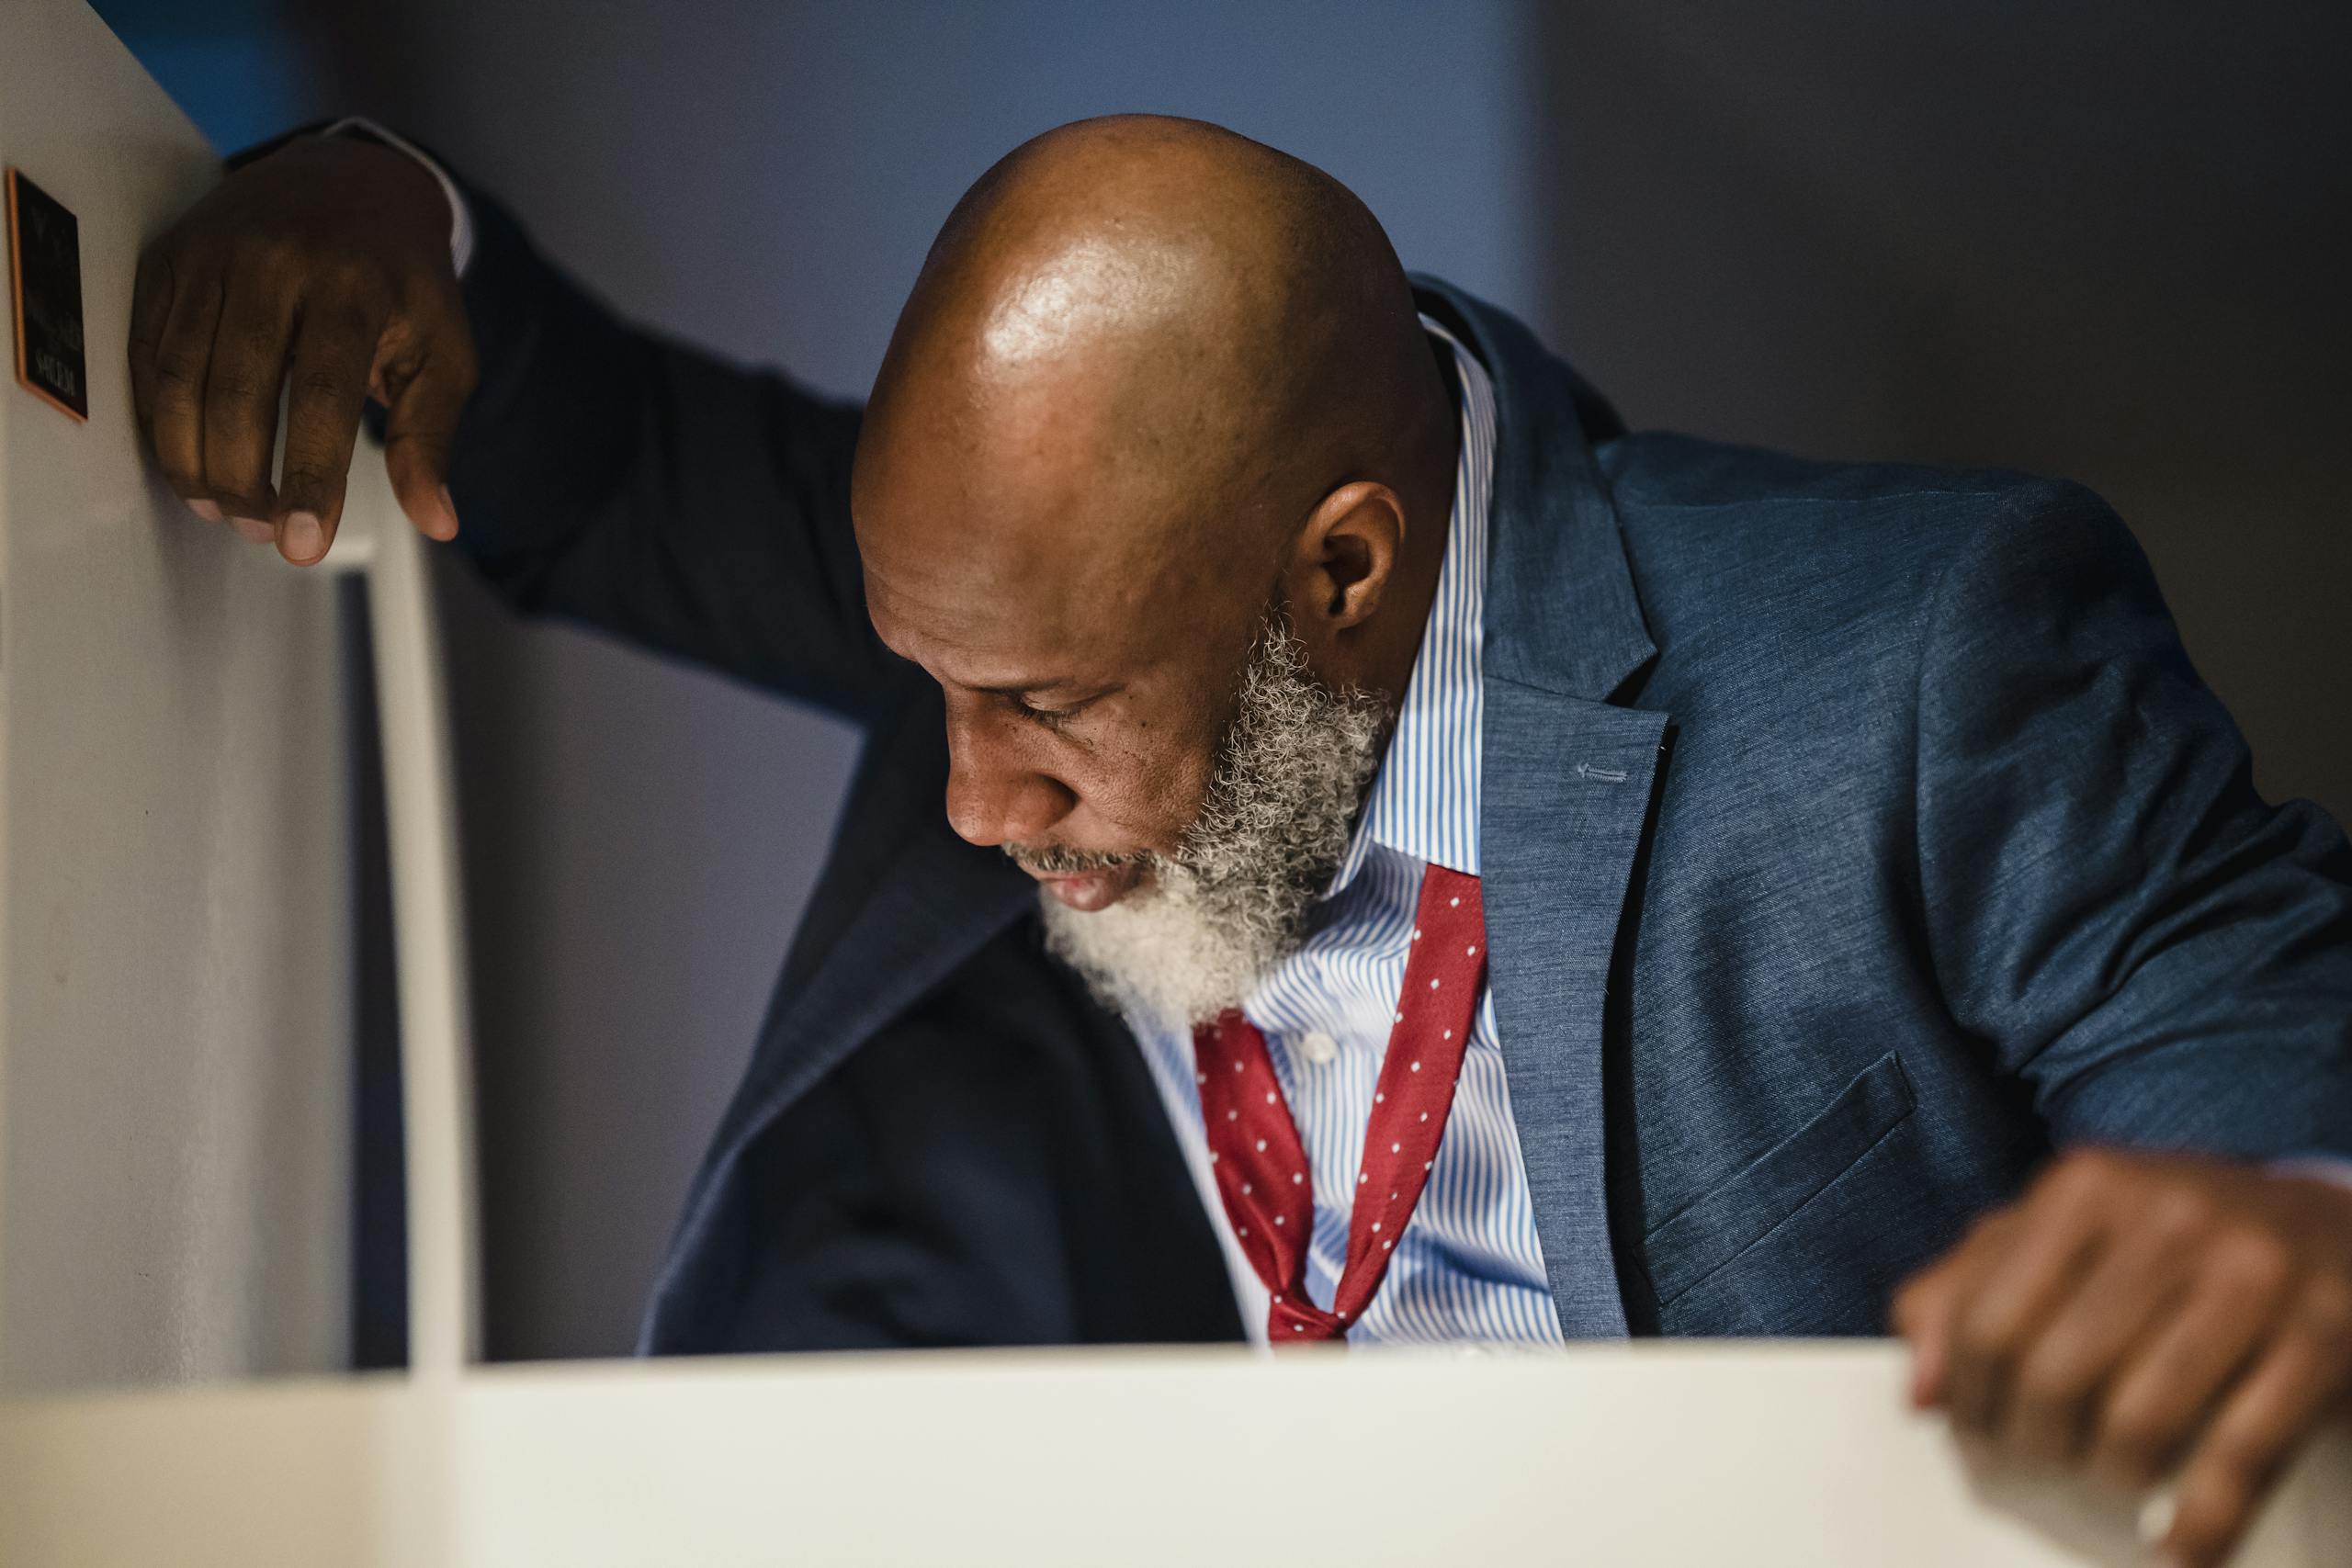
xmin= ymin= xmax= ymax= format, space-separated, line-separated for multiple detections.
xmin=1531 ymin=0 xmax=2352 ymax=825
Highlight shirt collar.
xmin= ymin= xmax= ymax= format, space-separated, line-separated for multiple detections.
xmin=1322 ymin=314 xmax=1496 ymax=897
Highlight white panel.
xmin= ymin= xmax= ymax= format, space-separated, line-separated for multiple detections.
xmin=0 ymin=0 xmax=353 ymax=1390
xmin=348 ymin=439 xmax=481 ymax=1374
xmin=0 ymin=1346 xmax=2345 ymax=1566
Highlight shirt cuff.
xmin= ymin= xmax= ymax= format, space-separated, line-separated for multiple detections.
xmin=318 ymin=115 xmax=475 ymax=278
xmin=2269 ymin=1156 xmax=2352 ymax=1192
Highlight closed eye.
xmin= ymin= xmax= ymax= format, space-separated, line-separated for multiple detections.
xmin=1006 ymin=688 xmax=1110 ymax=730
xmin=1011 ymin=694 xmax=1082 ymax=728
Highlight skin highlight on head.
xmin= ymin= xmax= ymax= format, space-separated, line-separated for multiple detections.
xmin=851 ymin=114 xmax=1460 ymax=1008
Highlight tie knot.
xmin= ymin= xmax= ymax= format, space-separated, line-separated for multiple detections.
xmin=1269 ymin=1292 xmax=1346 ymax=1344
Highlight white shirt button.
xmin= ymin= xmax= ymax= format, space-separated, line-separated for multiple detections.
xmin=1299 ymin=1031 xmax=1340 ymax=1066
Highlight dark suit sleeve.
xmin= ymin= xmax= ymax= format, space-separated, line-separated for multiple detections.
xmin=1913 ymin=481 xmax=2352 ymax=1160
xmin=226 ymin=124 xmax=903 ymax=723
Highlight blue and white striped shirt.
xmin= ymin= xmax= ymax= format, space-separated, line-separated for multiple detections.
xmin=1132 ymin=319 xmax=1564 ymax=1348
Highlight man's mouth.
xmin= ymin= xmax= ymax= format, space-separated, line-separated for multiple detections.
xmin=1009 ymin=851 xmax=1150 ymax=911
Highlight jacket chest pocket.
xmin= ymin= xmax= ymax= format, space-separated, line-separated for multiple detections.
xmin=1643 ymin=1049 xmax=1918 ymax=1308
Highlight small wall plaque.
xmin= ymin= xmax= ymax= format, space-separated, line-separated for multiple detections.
xmin=7 ymin=166 xmax=88 ymax=422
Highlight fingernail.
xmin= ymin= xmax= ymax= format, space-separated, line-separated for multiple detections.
xmin=189 ymin=497 xmax=223 ymax=523
xmin=230 ymin=514 xmax=275 ymax=545
xmin=438 ymin=483 xmax=459 ymax=536
xmin=281 ymin=510 xmax=324 ymax=562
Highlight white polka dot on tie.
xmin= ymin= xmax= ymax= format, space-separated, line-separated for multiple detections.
xmin=1194 ymin=1072 xmax=1206 ymax=1085
xmin=1265 ymin=1090 xmax=1277 ymax=1104
xmin=1293 ymin=1173 xmax=1304 ymax=1184
xmin=1411 ymin=928 xmax=1421 ymax=942
xmin=1442 ymin=1030 xmax=1452 ymax=1041
xmin=1241 ymin=1182 xmax=1252 ymax=1195
xmin=1227 ymin=1110 xmax=1238 ymax=1122
xmin=1394 ymin=1010 xmax=1404 ymax=1023
xmin=1294 ymin=1324 xmax=1304 ymax=1333
xmin=1383 ymin=1239 xmax=1394 ymax=1251
xmin=1233 ymin=1061 xmax=1243 ymax=1073
xmin=1450 ymin=896 xmax=1460 ymax=908
xmin=1466 ymin=944 xmax=1477 ymax=956
xmin=1273 ymin=1292 xmax=1283 ymax=1303
xmin=1391 ymin=1142 xmax=1402 ymax=1153
xmin=1338 ymin=1311 xmax=1349 ymax=1322
xmin=1410 ymin=1060 xmax=1421 ymax=1072
xmin=1424 ymin=1161 xmax=1433 ymax=1171
xmin=1255 ymin=1138 xmax=1267 ymax=1152
xmin=1372 ymin=1222 xmax=1382 ymax=1233
xmin=1375 ymin=1092 xmax=1385 ymax=1103
xmin=1239 ymin=1225 xmax=1249 ymax=1235
xmin=1390 ymin=1191 xmax=1398 ymax=1201
xmin=1359 ymin=1172 xmax=1369 ymax=1184
xmin=1419 ymin=1111 xmax=1429 ymax=1122
xmin=1429 ymin=977 xmax=1441 ymax=990
xmin=1209 ymin=1152 xmax=1219 ymax=1164
xmin=1275 ymin=1215 xmax=1285 ymax=1226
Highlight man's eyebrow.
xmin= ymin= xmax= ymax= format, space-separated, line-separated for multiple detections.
xmin=967 ymin=678 xmax=1121 ymax=704
xmin=967 ymin=677 xmax=1075 ymax=698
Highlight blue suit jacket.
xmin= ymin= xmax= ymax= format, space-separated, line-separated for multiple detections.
xmin=374 ymin=161 xmax=2352 ymax=1352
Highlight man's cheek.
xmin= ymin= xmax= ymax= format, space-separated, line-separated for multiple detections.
xmin=1087 ymin=731 xmax=1216 ymax=849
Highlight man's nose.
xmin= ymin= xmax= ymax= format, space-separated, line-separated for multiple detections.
xmin=943 ymin=709 xmax=1076 ymax=848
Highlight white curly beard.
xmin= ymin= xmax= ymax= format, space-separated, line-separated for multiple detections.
xmin=1035 ymin=612 xmax=1388 ymax=1031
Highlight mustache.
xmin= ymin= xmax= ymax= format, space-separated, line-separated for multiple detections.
xmin=1004 ymin=843 xmax=1153 ymax=876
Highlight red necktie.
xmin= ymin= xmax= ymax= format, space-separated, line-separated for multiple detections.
xmin=1191 ymin=863 xmax=1487 ymax=1342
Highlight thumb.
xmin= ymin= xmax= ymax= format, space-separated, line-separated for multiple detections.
xmin=1891 ymin=1250 xmax=1970 ymax=1410
xmin=379 ymin=333 xmax=473 ymax=542
xmin=1890 ymin=1210 xmax=2020 ymax=1412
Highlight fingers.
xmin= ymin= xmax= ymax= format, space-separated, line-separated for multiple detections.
xmin=1944 ymin=1169 xmax=2108 ymax=1434
xmin=146 ymin=259 xmax=228 ymax=522
xmin=127 ymin=244 xmax=173 ymax=452
xmin=2159 ymin=1275 xmax=2352 ymax=1568
xmin=1900 ymin=1152 xmax=2352 ymax=1568
xmin=201 ymin=255 xmax=300 ymax=528
xmin=1996 ymin=1218 xmax=2191 ymax=1465
xmin=274 ymin=289 xmax=389 ymax=564
xmin=2086 ymin=1231 xmax=2290 ymax=1494
xmin=377 ymin=310 xmax=473 ymax=542
xmin=128 ymin=135 xmax=478 ymax=562
xmin=130 ymin=246 xmax=253 ymax=543
xmin=1894 ymin=1217 xmax=2002 ymax=1409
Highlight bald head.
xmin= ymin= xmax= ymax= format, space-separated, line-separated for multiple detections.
xmin=867 ymin=118 xmax=1427 ymax=537
xmin=852 ymin=115 xmax=1460 ymax=899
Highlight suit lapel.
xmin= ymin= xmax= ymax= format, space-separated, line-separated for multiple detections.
xmin=1417 ymin=276 xmax=1667 ymax=1340
xmin=1483 ymin=686 xmax=1663 ymax=1337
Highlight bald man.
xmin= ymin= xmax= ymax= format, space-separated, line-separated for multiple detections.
xmin=140 ymin=115 xmax=2351 ymax=1565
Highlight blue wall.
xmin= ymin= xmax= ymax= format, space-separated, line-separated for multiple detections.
xmin=89 ymin=0 xmax=322 ymax=152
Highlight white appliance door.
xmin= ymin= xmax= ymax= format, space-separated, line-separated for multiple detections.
xmin=0 ymin=0 xmax=484 ymax=1393
xmin=0 ymin=0 xmax=356 ymax=1391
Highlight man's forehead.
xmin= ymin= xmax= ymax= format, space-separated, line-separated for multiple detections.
xmin=862 ymin=526 xmax=1176 ymax=687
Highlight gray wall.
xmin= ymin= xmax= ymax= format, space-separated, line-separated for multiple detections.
xmin=1532 ymin=1 xmax=2352 ymax=825
xmin=302 ymin=0 xmax=1545 ymax=1359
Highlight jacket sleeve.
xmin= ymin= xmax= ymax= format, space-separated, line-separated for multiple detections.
xmin=225 ymin=124 xmax=905 ymax=725
xmin=1913 ymin=480 xmax=2352 ymax=1160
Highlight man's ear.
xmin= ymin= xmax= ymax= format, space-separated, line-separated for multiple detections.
xmin=1283 ymin=479 xmax=1408 ymax=637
